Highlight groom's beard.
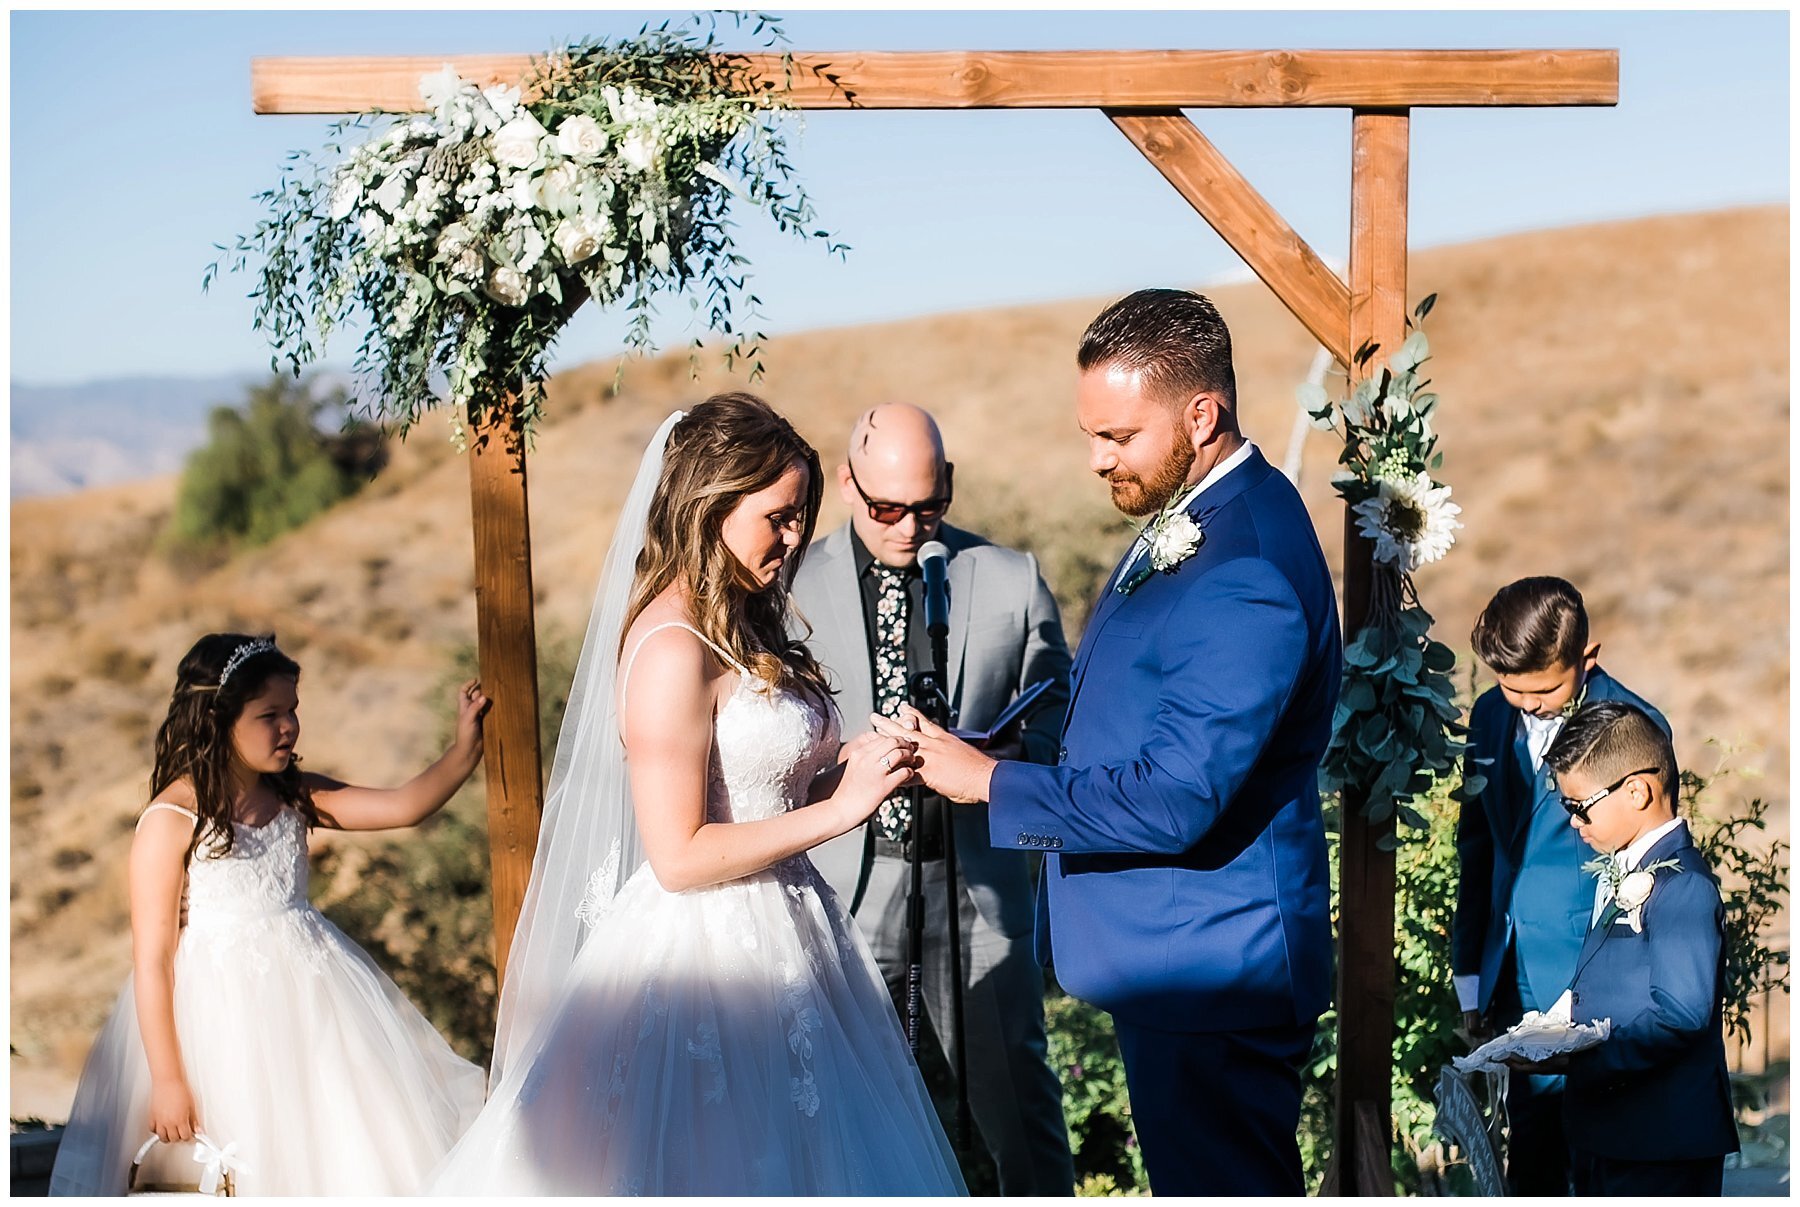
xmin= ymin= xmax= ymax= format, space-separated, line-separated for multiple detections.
xmin=1106 ymin=443 xmax=1195 ymax=517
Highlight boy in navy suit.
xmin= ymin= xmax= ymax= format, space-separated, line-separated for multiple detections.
xmin=1452 ymin=577 xmax=1669 ymax=1193
xmin=1525 ymin=700 xmax=1739 ymax=1195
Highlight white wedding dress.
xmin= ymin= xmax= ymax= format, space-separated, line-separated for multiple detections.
xmin=426 ymin=623 xmax=966 ymax=1196
xmin=48 ymin=804 xmax=486 ymax=1196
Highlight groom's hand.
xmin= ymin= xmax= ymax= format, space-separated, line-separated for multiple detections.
xmin=869 ymin=706 xmax=996 ymax=804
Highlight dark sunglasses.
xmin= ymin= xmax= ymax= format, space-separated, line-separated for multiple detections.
xmin=1559 ymin=767 xmax=1660 ymax=824
xmin=847 ymin=460 xmax=954 ymax=525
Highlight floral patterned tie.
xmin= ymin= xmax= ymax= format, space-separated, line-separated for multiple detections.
xmin=870 ymin=563 xmax=912 ymax=842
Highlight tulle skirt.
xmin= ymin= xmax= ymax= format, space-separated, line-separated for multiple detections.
xmin=49 ymin=906 xmax=485 ymax=1196
xmin=426 ymin=856 xmax=967 ymax=1196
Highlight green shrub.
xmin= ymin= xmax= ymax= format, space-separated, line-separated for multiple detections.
xmin=1045 ymin=986 xmax=1147 ymax=1194
xmin=162 ymin=374 xmax=385 ymax=562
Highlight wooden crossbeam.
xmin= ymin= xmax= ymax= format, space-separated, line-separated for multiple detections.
xmin=1108 ymin=110 xmax=1352 ymax=365
xmin=253 ymin=48 xmax=1618 ymax=115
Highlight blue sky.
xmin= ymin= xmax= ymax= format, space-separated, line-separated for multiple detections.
xmin=8 ymin=8 xmax=1790 ymax=385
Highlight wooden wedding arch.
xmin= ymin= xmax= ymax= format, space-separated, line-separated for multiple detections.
xmin=252 ymin=47 xmax=1617 ymax=1194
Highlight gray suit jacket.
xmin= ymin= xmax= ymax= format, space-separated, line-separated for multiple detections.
xmin=791 ymin=521 xmax=1073 ymax=939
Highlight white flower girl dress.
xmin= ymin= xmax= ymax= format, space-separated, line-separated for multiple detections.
xmin=49 ymin=803 xmax=485 ymax=1196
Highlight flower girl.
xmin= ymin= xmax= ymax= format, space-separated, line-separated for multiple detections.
xmin=50 ymin=633 xmax=489 ymax=1196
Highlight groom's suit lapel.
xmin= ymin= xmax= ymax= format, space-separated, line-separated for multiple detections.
xmin=1065 ymin=447 xmax=1275 ymax=723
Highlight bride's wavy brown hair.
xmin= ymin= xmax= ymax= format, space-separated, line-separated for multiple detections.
xmin=623 ymin=393 xmax=832 ymax=706
xmin=150 ymin=633 xmax=318 ymax=863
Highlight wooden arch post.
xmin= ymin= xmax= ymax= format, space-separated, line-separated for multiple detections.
xmin=250 ymin=47 xmax=1616 ymax=1191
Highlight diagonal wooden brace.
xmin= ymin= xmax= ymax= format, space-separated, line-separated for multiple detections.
xmin=1107 ymin=109 xmax=1352 ymax=366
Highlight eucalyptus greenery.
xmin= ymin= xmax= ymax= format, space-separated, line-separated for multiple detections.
xmin=206 ymin=13 xmax=845 ymax=444
xmin=1304 ymin=297 xmax=1466 ymax=842
xmin=1681 ymin=748 xmax=1791 ymax=1044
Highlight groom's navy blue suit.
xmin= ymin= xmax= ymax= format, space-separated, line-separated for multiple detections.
xmin=988 ymin=447 xmax=1338 ymax=1194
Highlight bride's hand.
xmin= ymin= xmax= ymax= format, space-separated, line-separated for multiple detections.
xmin=836 ymin=734 xmax=919 ymax=823
xmin=837 ymin=730 xmax=898 ymax=765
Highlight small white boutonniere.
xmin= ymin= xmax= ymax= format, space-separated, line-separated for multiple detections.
xmin=1117 ymin=507 xmax=1205 ymax=595
xmin=1584 ymin=854 xmax=1681 ymax=933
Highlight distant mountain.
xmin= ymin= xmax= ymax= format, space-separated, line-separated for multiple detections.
xmin=10 ymin=374 xmax=249 ymax=497
xmin=9 ymin=371 xmax=363 ymax=498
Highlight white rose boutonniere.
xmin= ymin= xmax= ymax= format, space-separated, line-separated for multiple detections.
xmin=1118 ymin=508 xmax=1205 ymax=595
xmin=1151 ymin=512 xmax=1203 ymax=571
xmin=1585 ymin=855 xmax=1681 ymax=934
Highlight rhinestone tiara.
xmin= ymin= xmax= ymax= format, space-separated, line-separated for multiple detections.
xmin=218 ymin=638 xmax=279 ymax=690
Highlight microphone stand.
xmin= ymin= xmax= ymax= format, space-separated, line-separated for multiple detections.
xmin=904 ymin=541 xmax=971 ymax=1152
xmin=907 ymin=666 xmax=970 ymax=1152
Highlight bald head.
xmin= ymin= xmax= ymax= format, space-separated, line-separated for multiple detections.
xmin=839 ymin=403 xmax=952 ymax=567
xmin=848 ymin=403 xmax=945 ymax=473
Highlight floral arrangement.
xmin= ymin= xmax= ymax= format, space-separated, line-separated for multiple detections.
xmin=207 ymin=15 xmax=844 ymax=444
xmin=1305 ymin=296 xmax=1467 ymax=840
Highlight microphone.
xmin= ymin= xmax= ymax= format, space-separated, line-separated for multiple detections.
xmin=918 ymin=541 xmax=951 ymax=637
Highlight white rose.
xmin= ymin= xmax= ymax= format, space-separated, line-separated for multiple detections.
xmin=1615 ymin=869 xmax=1657 ymax=912
xmin=491 ymin=114 xmax=547 ymax=170
xmin=1149 ymin=513 xmax=1203 ymax=571
xmin=434 ymin=221 xmax=473 ymax=256
xmin=483 ymin=265 xmax=530 ymax=306
xmin=533 ymin=162 xmax=580 ymax=213
xmin=358 ymin=209 xmax=387 ymax=243
xmin=553 ymin=217 xmax=602 ymax=265
xmin=555 ymin=114 xmax=608 ymax=161
xmin=619 ymin=129 xmax=658 ymax=174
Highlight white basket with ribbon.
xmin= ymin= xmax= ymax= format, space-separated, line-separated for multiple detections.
xmin=127 ymin=1132 xmax=247 ymax=1197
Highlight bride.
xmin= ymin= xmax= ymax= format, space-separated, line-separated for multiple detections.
xmin=428 ymin=393 xmax=966 ymax=1195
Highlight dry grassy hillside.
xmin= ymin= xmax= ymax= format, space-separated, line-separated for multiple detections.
xmin=11 ymin=204 xmax=1786 ymax=1118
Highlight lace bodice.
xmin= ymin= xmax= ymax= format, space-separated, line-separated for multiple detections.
xmin=708 ymin=674 xmax=841 ymax=824
xmin=135 ymin=803 xmax=328 ymax=976
xmin=180 ymin=806 xmax=311 ymax=919
xmin=622 ymin=622 xmax=841 ymax=827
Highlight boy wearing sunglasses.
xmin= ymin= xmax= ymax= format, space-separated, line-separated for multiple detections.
xmin=1451 ymin=576 xmax=1669 ymax=1194
xmin=1522 ymin=701 xmax=1737 ymax=1195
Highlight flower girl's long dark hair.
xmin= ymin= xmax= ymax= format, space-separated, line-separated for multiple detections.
xmin=150 ymin=633 xmax=317 ymax=862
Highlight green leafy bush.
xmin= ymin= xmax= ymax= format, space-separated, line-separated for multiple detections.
xmin=1045 ymin=986 xmax=1147 ymax=1194
xmin=162 ymin=374 xmax=385 ymax=563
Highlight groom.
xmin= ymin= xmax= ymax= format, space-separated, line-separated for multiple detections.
xmin=878 ymin=288 xmax=1339 ymax=1195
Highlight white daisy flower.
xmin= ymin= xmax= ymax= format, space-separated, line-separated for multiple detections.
xmin=1352 ymin=470 xmax=1462 ymax=570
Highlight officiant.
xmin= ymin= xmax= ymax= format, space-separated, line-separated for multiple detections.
xmin=792 ymin=403 xmax=1076 ymax=1195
